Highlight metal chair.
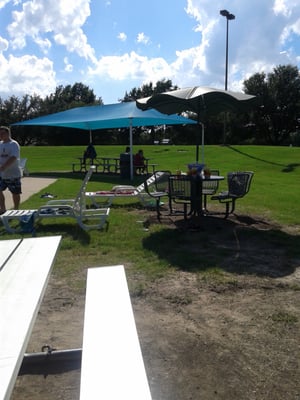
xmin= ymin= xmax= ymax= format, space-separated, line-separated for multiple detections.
xmin=168 ymin=175 xmax=192 ymax=220
xmin=202 ymin=169 xmax=219 ymax=211
xmin=211 ymin=171 xmax=254 ymax=218
xmin=143 ymin=171 xmax=171 ymax=220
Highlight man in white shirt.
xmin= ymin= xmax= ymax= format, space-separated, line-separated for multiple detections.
xmin=0 ymin=126 xmax=21 ymax=213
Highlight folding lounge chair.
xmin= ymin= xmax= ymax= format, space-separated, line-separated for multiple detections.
xmin=19 ymin=158 xmax=29 ymax=177
xmin=211 ymin=171 xmax=254 ymax=218
xmin=85 ymin=171 xmax=169 ymax=208
xmin=1 ymin=166 xmax=110 ymax=233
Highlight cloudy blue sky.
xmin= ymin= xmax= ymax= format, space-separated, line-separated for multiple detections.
xmin=0 ymin=0 xmax=299 ymax=104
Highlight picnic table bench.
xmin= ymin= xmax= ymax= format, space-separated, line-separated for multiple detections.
xmin=0 ymin=235 xmax=62 ymax=400
xmin=161 ymin=138 xmax=170 ymax=144
xmin=80 ymin=265 xmax=152 ymax=399
xmin=72 ymin=157 xmax=103 ymax=173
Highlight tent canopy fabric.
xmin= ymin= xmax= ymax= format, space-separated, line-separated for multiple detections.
xmin=13 ymin=101 xmax=197 ymax=180
xmin=136 ymin=86 xmax=257 ymax=120
xmin=12 ymin=101 xmax=197 ymax=130
xmin=136 ymin=86 xmax=257 ymax=163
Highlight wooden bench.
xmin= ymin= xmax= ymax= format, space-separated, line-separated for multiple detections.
xmin=80 ymin=265 xmax=152 ymax=399
xmin=161 ymin=138 xmax=170 ymax=144
xmin=0 ymin=236 xmax=62 ymax=399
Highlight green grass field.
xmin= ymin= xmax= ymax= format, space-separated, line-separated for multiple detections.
xmin=2 ymin=144 xmax=299 ymax=288
xmin=20 ymin=144 xmax=300 ymax=224
xmin=6 ymin=145 xmax=300 ymax=400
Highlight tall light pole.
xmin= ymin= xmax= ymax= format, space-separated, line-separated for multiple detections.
xmin=220 ymin=9 xmax=235 ymax=145
xmin=220 ymin=9 xmax=235 ymax=90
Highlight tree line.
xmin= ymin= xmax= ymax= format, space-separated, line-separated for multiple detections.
xmin=1 ymin=65 xmax=299 ymax=146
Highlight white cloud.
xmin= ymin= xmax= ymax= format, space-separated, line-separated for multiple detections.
xmin=63 ymin=57 xmax=73 ymax=72
xmin=35 ymin=37 xmax=51 ymax=54
xmin=136 ymin=32 xmax=150 ymax=45
xmin=7 ymin=0 xmax=96 ymax=62
xmin=273 ymin=0 xmax=299 ymax=17
xmin=0 ymin=53 xmax=56 ymax=97
xmin=0 ymin=0 xmax=12 ymax=8
xmin=181 ymin=0 xmax=300 ymax=91
xmin=88 ymin=51 xmax=171 ymax=82
xmin=1 ymin=0 xmax=300 ymax=104
xmin=117 ymin=32 xmax=127 ymax=42
xmin=87 ymin=0 xmax=300 ymax=98
xmin=0 ymin=36 xmax=9 ymax=52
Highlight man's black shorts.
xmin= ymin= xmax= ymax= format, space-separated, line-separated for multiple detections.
xmin=0 ymin=178 xmax=22 ymax=194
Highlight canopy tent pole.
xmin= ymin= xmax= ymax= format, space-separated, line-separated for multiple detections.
xmin=89 ymin=129 xmax=92 ymax=144
xmin=129 ymin=119 xmax=134 ymax=180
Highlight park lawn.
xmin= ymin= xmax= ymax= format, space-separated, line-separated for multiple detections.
xmin=7 ymin=144 xmax=300 ymax=400
xmin=1 ymin=143 xmax=298 ymax=288
xmin=20 ymin=144 xmax=300 ymax=224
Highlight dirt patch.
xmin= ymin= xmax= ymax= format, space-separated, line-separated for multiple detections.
xmin=11 ymin=213 xmax=300 ymax=400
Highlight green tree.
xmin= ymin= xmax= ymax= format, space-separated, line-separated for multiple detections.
xmin=244 ymin=64 xmax=300 ymax=144
xmin=0 ymin=94 xmax=44 ymax=145
xmin=121 ymin=79 xmax=178 ymax=102
xmin=120 ymin=79 xmax=180 ymax=143
xmin=4 ymin=83 xmax=102 ymax=145
xmin=40 ymin=82 xmax=102 ymax=115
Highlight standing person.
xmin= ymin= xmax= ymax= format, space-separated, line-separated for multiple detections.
xmin=0 ymin=126 xmax=21 ymax=213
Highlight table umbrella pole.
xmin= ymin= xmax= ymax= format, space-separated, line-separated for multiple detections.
xmin=196 ymin=122 xmax=205 ymax=164
xmin=201 ymin=122 xmax=205 ymax=164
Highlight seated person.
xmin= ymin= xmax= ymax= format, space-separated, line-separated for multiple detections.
xmin=83 ymin=143 xmax=97 ymax=164
xmin=133 ymin=149 xmax=146 ymax=174
xmin=120 ymin=146 xmax=131 ymax=165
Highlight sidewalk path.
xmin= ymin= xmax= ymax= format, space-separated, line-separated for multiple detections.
xmin=4 ymin=176 xmax=57 ymax=210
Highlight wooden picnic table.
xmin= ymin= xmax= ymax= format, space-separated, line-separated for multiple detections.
xmin=98 ymin=157 xmax=120 ymax=173
xmin=0 ymin=236 xmax=61 ymax=400
xmin=71 ymin=155 xmax=158 ymax=176
xmin=72 ymin=157 xmax=102 ymax=173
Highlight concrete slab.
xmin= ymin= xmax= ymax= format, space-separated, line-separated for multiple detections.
xmin=4 ymin=177 xmax=57 ymax=210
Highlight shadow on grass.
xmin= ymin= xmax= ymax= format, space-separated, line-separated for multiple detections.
xmin=34 ymin=222 xmax=91 ymax=245
xmin=31 ymin=171 xmax=147 ymax=185
xmin=226 ymin=145 xmax=300 ymax=172
xmin=142 ymin=214 xmax=300 ymax=278
xmin=282 ymin=163 xmax=300 ymax=172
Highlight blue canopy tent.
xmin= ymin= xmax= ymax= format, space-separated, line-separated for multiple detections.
xmin=13 ymin=101 xmax=197 ymax=180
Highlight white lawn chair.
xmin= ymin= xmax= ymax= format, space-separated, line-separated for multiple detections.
xmin=85 ymin=171 xmax=168 ymax=208
xmin=19 ymin=158 xmax=29 ymax=177
xmin=1 ymin=167 xmax=110 ymax=233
